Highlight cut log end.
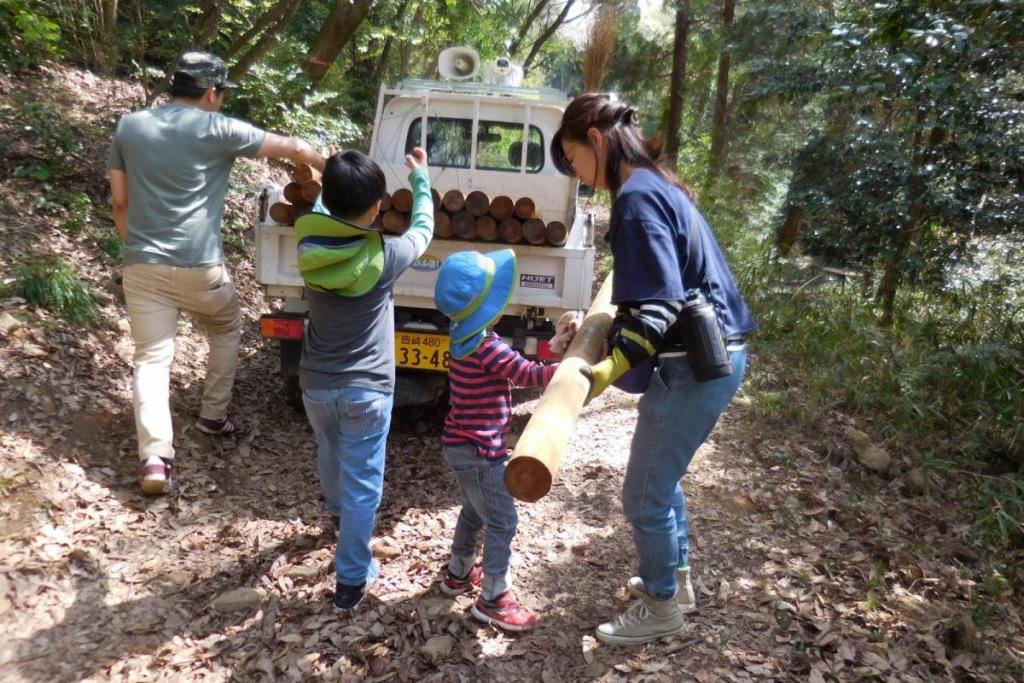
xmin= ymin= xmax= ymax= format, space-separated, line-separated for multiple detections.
xmin=442 ymin=189 xmax=466 ymax=213
xmin=283 ymin=182 xmax=305 ymax=205
xmin=391 ymin=188 xmax=414 ymax=213
xmin=292 ymin=163 xmax=322 ymax=183
xmin=514 ymin=196 xmax=537 ymax=220
xmin=434 ymin=210 xmax=452 ymax=238
xmin=503 ymin=456 xmax=553 ymax=503
xmin=489 ymin=195 xmax=515 ymax=221
xmin=546 ymin=220 xmax=568 ymax=247
xmin=465 ymin=190 xmax=491 ymax=217
xmin=499 ymin=217 xmax=523 ymax=244
xmin=522 ymin=218 xmax=547 ymax=245
xmin=269 ymin=202 xmax=294 ymax=226
xmin=451 ymin=210 xmax=475 ymax=240
xmin=300 ymin=180 xmax=322 ymax=203
xmin=382 ymin=209 xmax=408 ymax=233
xmin=475 ymin=215 xmax=498 ymax=241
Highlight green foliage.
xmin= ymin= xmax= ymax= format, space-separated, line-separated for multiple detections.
xmin=784 ymin=0 xmax=1024 ymax=304
xmin=9 ymin=98 xmax=82 ymax=182
xmin=225 ymin=59 xmax=365 ymax=148
xmin=97 ymin=234 xmax=121 ymax=262
xmin=747 ymin=269 xmax=1024 ymax=544
xmin=0 ymin=0 xmax=63 ymax=69
xmin=58 ymin=191 xmax=92 ymax=234
xmin=17 ymin=256 xmax=96 ymax=324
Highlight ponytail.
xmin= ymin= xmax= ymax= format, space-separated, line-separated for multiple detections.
xmin=551 ymin=93 xmax=697 ymax=202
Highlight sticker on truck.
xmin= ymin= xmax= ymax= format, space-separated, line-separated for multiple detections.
xmin=520 ymin=274 xmax=555 ymax=290
xmin=411 ymin=254 xmax=442 ymax=272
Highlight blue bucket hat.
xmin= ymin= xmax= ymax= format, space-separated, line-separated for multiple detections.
xmin=434 ymin=250 xmax=518 ymax=358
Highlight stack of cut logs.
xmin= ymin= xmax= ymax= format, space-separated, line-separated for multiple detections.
xmin=268 ymin=163 xmax=321 ymax=227
xmin=375 ymin=189 xmax=569 ymax=247
xmin=269 ymin=172 xmax=568 ymax=248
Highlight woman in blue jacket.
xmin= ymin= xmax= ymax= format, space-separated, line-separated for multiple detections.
xmin=552 ymin=93 xmax=756 ymax=646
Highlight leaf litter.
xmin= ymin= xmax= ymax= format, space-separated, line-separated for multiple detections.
xmin=0 ymin=64 xmax=1021 ymax=682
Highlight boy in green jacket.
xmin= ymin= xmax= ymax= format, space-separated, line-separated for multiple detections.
xmin=295 ymin=147 xmax=433 ymax=610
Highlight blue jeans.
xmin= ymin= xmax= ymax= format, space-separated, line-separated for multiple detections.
xmin=303 ymin=386 xmax=393 ymax=586
xmin=444 ymin=442 xmax=517 ymax=599
xmin=625 ymin=349 xmax=746 ymax=601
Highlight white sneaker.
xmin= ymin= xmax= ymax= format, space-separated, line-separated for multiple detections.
xmin=627 ymin=566 xmax=697 ymax=613
xmin=595 ymin=593 xmax=685 ymax=646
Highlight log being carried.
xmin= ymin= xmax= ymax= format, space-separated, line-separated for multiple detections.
xmin=503 ymin=273 xmax=616 ymax=501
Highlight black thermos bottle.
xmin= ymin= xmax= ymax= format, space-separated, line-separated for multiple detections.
xmin=680 ymin=288 xmax=732 ymax=382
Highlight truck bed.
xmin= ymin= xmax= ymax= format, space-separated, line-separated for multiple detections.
xmin=255 ymin=199 xmax=595 ymax=320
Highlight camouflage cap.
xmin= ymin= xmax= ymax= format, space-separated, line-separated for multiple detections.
xmin=171 ymin=51 xmax=238 ymax=90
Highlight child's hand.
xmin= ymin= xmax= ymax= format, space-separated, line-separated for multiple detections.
xmin=405 ymin=147 xmax=428 ymax=171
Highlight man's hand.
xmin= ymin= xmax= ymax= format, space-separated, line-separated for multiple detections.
xmin=405 ymin=147 xmax=428 ymax=172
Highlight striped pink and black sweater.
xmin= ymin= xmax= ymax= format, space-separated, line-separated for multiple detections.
xmin=443 ymin=333 xmax=558 ymax=459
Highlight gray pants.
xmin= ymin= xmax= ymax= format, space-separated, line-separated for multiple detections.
xmin=444 ymin=442 xmax=516 ymax=600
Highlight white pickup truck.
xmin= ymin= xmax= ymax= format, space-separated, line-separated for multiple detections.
xmin=254 ymin=73 xmax=596 ymax=407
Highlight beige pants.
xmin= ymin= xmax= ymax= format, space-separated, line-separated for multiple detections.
xmin=123 ymin=263 xmax=242 ymax=461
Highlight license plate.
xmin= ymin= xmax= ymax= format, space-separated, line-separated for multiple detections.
xmin=395 ymin=331 xmax=450 ymax=371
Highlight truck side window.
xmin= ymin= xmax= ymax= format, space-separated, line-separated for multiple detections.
xmin=478 ymin=122 xmax=544 ymax=173
xmin=406 ymin=118 xmax=471 ymax=168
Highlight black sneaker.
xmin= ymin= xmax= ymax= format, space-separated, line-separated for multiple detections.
xmin=333 ymin=581 xmax=367 ymax=610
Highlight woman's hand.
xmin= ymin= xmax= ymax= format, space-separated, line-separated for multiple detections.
xmin=405 ymin=147 xmax=428 ymax=171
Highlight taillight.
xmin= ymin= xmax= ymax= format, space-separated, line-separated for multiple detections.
xmin=260 ymin=316 xmax=304 ymax=340
xmin=537 ymin=338 xmax=560 ymax=361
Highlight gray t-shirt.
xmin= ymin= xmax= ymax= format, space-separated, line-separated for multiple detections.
xmin=300 ymin=236 xmax=421 ymax=394
xmin=300 ymin=169 xmax=434 ymax=393
xmin=108 ymin=102 xmax=266 ymax=267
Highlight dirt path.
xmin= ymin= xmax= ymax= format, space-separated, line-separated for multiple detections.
xmin=1 ymin=65 xmax=1019 ymax=683
xmin=1 ymin=247 xmax=1021 ymax=682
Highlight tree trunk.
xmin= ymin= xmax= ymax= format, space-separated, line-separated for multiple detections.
xmin=664 ymin=0 xmax=691 ymax=167
xmin=777 ymin=204 xmax=803 ymax=256
xmin=399 ymin=2 xmax=423 ymax=79
xmin=93 ymin=0 xmax=118 ymax=73
xmin=304 ymin=0 xmax=376 ymax=87
xmin=705 ymin=0 xmax=735 ymax=189
xmin=372 ymin=36 xmax=394 ymax=86
xmin=877 ymin=117 xmax=944 ymax=326
xmin=230 ymin=0 xmax=305 ymax=82
xmin=522 ymin=0 xmax=577 ymax=76
xmin=509 ymin=0 xmax=552 ymax=58
xmin=224 ymin=0 xmax=294 ymax=60
xmin=192 ymin=0 xmax=222 ymax=47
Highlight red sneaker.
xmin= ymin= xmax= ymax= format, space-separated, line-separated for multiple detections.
xmin=440 ymin=563 xmax=482 ymax=596
xmin=471 ymin=591 xmax=538 ymax=632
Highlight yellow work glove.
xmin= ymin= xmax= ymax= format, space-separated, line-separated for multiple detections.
xmin=579 ymin=347 xmax=631 ymax=404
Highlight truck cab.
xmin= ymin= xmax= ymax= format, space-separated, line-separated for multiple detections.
xmin=256 ymin=73 xmax=595 ymax=407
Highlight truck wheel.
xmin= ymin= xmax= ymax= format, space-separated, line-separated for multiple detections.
xmin=280 ymin=339 xmax=304 ymax=414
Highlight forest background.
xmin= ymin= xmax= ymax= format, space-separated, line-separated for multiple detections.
xmin=1 ymin=0 xmax=1022 ymax=644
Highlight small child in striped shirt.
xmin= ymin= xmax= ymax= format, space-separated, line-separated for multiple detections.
xmin=433 ymin=249 xmax=560 ymax=632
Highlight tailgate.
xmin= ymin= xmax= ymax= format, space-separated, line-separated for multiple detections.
xmin=255 ymin=214 xmax=595 ymax=316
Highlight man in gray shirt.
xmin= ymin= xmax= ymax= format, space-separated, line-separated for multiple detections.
xmin=109 ymin=51 xmax=325 ymax=495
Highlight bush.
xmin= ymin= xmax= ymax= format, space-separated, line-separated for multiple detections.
xmin=0 ymin=0 xmax=63 ymax=70
xmin=97 ymin=234 xmax=121 ymax=262
xmin=225 ymin=61 xmax=365 ymax=150
xmin=17 ymin=256 xmax=95 ymax=324
xmin=747 ymin=275 xmax=1024 ymax=546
